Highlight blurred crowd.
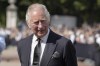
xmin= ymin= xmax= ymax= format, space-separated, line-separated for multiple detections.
xmin=52 ymin=23 xmax=100 ymax=46
xmin=0 ymin=23 xmax=100 ymax=53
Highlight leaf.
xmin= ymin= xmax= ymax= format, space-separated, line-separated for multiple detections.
xmin=60 ymin=0 xmax=66 ymax=4
xmin=74 ymin=1 xmax=86 ymax=11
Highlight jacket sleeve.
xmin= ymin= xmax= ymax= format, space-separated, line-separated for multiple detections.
xmin=17 ymin=42 xmax=22 ymax=63
xmin=64 ymin=40 xmax=78 ymax=66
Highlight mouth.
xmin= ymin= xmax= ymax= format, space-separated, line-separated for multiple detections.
xmin=38 ymin=30 xmax=44 ymax=33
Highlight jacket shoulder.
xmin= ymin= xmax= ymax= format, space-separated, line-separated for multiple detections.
xmin=17 ymin=34 xmax=33 ymax=47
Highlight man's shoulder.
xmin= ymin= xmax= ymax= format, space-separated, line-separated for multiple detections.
xmin=51 ymin=31 xmax=70 ymax=42
xmin=51 ymin=31 xmax=71 ymax=43
xmin=17 ymin=34 xmax=33 ymax=45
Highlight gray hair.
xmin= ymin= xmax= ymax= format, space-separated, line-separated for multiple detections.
xmin=26 ymin=3 xmax=50 ymax=23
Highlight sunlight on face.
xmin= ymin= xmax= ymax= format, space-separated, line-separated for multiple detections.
xmin=28 ymin=9 xmax=50 ymax=38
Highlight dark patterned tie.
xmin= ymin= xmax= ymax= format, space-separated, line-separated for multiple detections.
xmin=33 ymin=38 xmax=41 ymax=66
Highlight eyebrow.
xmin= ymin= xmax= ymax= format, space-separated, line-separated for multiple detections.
xmin=32 ymin=19 xmax=47 ymax=22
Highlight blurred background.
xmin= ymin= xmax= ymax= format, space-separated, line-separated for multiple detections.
xmin=0 ymin=0 xmax=100 ymax=66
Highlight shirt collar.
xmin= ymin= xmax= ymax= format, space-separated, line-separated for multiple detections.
xmin=33 ymin=28 xmax=50 ymax=43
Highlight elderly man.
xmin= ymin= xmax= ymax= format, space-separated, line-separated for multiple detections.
xmin=17 ymin=3 xmax=77 ymax=66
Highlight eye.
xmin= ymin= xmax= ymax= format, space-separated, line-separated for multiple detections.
xmin=40 ymin=20 xmax=47 ymax=24
xmin=34 ymin=21 xmax=39 ymax=25
xmin=30 ymin=19 xmax=47 ymax=26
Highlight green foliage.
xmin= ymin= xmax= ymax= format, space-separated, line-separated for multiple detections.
xmin=60 ymin=0 xmax=67 ymax=4
xmin=97 ymin=0 xmax=100 ymax=6
xmin=0 ymin=0 xmax=100 ymax=27
xmin=0 ymin=14 xmax=6 ymax=27
xmin=74 ymin=1 xmax=86 ymax=11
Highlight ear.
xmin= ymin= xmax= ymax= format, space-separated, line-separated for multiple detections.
xmin=27 ymin=25 xmax=30 ymax=29
xmin=26 ymin=21 xmax=31 ymax=29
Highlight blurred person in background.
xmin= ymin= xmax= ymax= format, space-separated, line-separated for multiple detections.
xmin=0 ymin=35 xmax=6 ymax=61
xmin=17 ymin=3 xmax=77 ymax=66
xmin=0 ymin=35 xmax=6 ymax=53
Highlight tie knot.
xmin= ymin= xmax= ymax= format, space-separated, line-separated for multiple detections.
xmin=37 ymin=38 xmax=41 ymax=41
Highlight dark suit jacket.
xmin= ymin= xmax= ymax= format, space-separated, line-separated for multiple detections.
xmin=17 ymin=30 xmax=77 ymax=66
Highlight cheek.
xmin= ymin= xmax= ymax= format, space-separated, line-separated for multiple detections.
xmin=43 ymin=26 xmax=48 ymax=30
xmin=30 ymin=26 xmax=37 ymax=31
xmin=45 ymin=24 xmax=49 ymax=29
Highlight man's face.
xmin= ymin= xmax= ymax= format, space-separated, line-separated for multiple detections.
xmin=27 ymin=10 xmax=49 ymax=38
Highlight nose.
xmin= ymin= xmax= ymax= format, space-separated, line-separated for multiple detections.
xmin=38 ymin=22 xmax=43 ymax=29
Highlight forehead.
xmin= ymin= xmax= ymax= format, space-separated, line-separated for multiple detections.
xmin=29 ymin=9 xmax=46 ymax=20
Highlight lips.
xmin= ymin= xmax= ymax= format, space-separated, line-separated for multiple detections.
xmin=38 ymin=30 xmax=44 ymax=33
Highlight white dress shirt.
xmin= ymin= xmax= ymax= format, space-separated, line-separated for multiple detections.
xmin=30 ymin=29 xmax=50 ymax=66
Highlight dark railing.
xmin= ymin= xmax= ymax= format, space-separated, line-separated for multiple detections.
xmin=75 ymin=44 xmax=100 ymax=66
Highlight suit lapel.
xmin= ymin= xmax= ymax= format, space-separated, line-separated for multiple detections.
xmin=40 ymin=43 xmax=56 ymax=66
xmin=40 ymin=31 xmax=59 ymax=66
